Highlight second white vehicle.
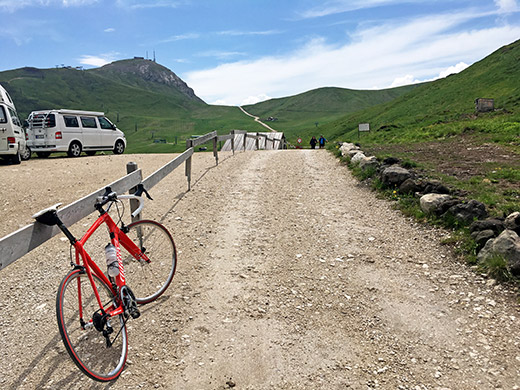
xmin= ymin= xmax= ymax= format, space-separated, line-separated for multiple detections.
xmin=26 ymin=109 xmax=126 ymax=158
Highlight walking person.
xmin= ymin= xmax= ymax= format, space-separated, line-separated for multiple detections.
xmin=310 ymin=136 xmax=318 ymax=149
xmin=319 ymin=135 xmax=327 ymax=149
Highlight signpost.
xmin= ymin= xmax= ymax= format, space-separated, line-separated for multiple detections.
xmin=358 ymin=123 xmax=370 ymax=139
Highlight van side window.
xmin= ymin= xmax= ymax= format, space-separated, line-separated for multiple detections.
xmin=80 ymin=117 xmax=97 ymax=128
xmin=64 ymin=116 xmax=79 ymax=127
xmin=0 ymin=106 xmax=6 ymax=124
xmin=8 ymin=108 xmax=21 ymax=127
xmin=98 ymin=117 xmax=114 ymax=130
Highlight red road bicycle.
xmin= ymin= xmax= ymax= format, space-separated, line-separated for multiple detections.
xmin=32 ymin=185 xmax=177 ymax=382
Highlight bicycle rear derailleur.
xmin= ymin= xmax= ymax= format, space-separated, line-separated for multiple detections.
xmin=92 ymin=311 xmax=114 ymax=347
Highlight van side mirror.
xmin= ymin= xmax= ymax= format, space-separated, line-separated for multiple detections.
xmin=111 ymin=124 xmax=117 ymax=130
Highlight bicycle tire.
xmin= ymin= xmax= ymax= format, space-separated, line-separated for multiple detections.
xmin=121 ymin=219 xmax=177 ymax=304
xmin=56 ymin=269 xmax=128 ymax=382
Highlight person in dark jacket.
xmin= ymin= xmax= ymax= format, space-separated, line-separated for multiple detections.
xmin=310 ymin=136 xmax=318 ymax=149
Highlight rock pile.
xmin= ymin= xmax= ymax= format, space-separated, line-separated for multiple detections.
xmin=339 ymin=142 xmax=520 ymax=276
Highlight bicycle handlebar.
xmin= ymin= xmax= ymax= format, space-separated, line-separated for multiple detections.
xmin=118 ymin=195 xmax=144 ymax=218
xmin=96 ymin=184 xmax=151 ymax=218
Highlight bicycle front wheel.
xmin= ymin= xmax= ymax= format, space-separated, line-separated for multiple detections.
xmin=122 ymin=220 xmax=177 ymax=304
xmin=56 ymin=269 xmax=128 ymax=382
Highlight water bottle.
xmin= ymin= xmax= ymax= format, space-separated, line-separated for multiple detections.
xmin=105 ymin=243 xmax=119 ymax=277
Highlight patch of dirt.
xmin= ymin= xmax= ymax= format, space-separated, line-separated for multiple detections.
xmin=1 ymin=150 xmax=520 ymax=389
xmin=364 ymin=134 xmax=520 ymax=183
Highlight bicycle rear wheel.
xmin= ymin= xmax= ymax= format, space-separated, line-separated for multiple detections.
xmin=56 ymin=269 xmax=128 ymax=382
xmin=122 ymin=220 xmax=177 ymax=304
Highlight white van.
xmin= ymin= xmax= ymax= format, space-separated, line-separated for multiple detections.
xmin=26 ymin=109 xmax=126 ymax=158
xmin=0 ymin=85 xmax=31 ymax=164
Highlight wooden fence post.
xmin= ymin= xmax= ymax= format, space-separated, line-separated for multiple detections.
xmin=213 ymin=136 xmax=219 ymax=166
xmin=243 ymin=132 xmax=247 ymax=151
xmin=231 ymin=130 xmax=235 ymax=155
xmin=256 ymin=133 xmax=260 ymax=150
xmin=186 ymin=139 xmax=193 ymax=191
xmin=126 ymin=161 xmax=141 ymax=222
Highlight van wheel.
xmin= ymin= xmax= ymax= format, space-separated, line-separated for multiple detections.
xmin=11 ymin=150 xmax=21 ymax=165
xmin=21 ymin=146 xmax=31 ymax=161
xmin=67 ymin=142 xmax=82 ymax=157
xmin=113 ymin=140 xmax=125 ymax=155
xmin=36 ymin=152 xmax=51 ymax=158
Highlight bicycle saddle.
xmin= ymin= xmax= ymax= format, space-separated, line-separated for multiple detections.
xmin=32 ymin=203 xmax=63 ymax=226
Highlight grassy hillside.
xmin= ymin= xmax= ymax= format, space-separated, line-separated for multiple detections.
xmin=0 ymin=64 xmax=266 ymax=153
xmin=326 ymin=39 xmax=520 ymax=218
xmin=243 ymin=85 xmax=418 ymax=145
xmin=325 ymin=39 xmax=520 ymax=148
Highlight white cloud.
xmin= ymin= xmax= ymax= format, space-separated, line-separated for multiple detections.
xmin=78 ymin=53 xmax=119 ymax=67
xmin=185 ymin=10 xmax=520 ymax=105
xmin=116 ymin=0 xmax=183 ymax=9
xmin=104 ymin=28 xmax=115 ymax=33
xmin=389 ymin=62 xmax=470 ymax=88
xmin=389 ymin=74 xmax=422 ymax=88
xmin=298 ymin=0 xmax=428 ymax=19
xmin=495 ymin=0 xmax=519 ymax=13
xmin=241 ymin=94 xmax=273 ymax=106
xmin=195 ymin=50 xmax=245 ymax=60
xmin=0 ymin=0 xmax=97 ymax=11
xmin=217 ymin=30 xmax=281 ymax=37
xmin=158 ymin=33 xmax=199 ymax=44
xmin=438 ymin=62 xmax=469 ymax=78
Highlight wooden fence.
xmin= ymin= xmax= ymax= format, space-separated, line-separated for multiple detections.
xmin=0 ymin=130 xmax=283 ymax=271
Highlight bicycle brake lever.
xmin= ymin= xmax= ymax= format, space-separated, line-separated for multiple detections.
xmin=134 ymin=184 xmax=153 ymax=200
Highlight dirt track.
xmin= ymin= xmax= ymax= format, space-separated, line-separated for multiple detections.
xmin=1 ymin=150 xmax=520 ymax=389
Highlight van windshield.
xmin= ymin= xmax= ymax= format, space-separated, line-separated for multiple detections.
xmin=0 ymin=106 xmax=6 ymax=124
xmin=98 ymin=117 xmax=114 ymax=130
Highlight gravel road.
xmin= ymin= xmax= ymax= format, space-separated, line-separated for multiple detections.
xmin=1 ymin=150 xmax=519 ymax=390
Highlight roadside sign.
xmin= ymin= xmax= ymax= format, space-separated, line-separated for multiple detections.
xmin=358 ymin=123 xmax=370 ymax=140
xmin=297 ymin=138 xmax=302 ymax=144
xmin=358 ymin=123 xmax=370 ymax=132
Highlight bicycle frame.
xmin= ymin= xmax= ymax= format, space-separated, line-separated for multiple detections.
xmin=72 ymin=210 xmax=150 ymax=323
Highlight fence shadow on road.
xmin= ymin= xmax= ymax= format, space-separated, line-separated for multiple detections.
xmin=7 ymin=331 xmax=113 ymax=390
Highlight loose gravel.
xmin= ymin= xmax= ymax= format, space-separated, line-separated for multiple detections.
xmin=0 ymin=150 xmax=519 ymax=390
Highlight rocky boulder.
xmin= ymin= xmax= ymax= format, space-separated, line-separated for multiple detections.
xmin=444 ymin=200 xmax=488 ymax=225
xmin=351 ymin=152 xmax=367 ymax=164
xmin=469 ymin=218 xmax=505 ymax=235
xmin=383 ymin=157 xmax=399 ymax=165
xmin=340 ymin=143 xmax=360 ymax=157
xmin=359 ymin=156 xmax=379 ymax=172
xmin=477 ymin=230 xmax=520 ymax=275
xmin=419 ymin=194 xmax=452 ymax=214
xmin=423 ymin=180 xmax=451 ymax=195
xmin=505 ymin=212 xmax=520 ymax=235
xmin=471 ymin=229 xmax=496 ymax=250
xmin=399 ymin=178 xmax=421 ymax=194
xmin=381 ymin=166 xmax=412 ymax=188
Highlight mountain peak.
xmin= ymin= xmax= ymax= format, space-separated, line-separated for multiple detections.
xmin=92 ymin=58 xmax=204 ymax=103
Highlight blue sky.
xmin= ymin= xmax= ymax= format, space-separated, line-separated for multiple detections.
xmin=1 ymin=0 xmax=519 ymax=106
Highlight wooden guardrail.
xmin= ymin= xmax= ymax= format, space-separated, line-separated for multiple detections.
xmin=0 ymin=129 xmax=283 ymax=271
